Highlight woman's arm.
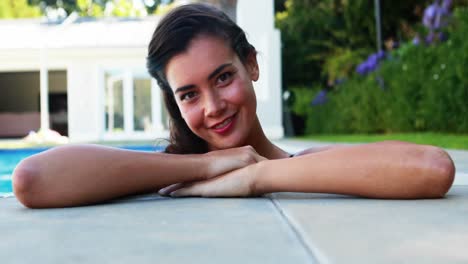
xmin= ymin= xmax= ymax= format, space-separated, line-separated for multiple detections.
xmin=254 ymin=141 xmax=455 ymax=199
xmin=12 ymin=144 xmax=263 ymax=208
xmin=165 ymin=141 xmax=455 ymax=199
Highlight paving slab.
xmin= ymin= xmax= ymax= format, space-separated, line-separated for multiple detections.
xmin=448 ymin=149 xmax=468 ymax=173
xmin=270 ymin=186 xmax=468 ymax=264
xmin=0 ymin=195 xmax=312 ymax=264
xmin=1 ymin=139 xmax=467 ymax=264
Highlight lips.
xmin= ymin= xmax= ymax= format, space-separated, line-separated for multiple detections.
xmin=210 ymin=113 xmax=236 ymax=134
xmin=213 ymin=117 xmax=233 ymax=129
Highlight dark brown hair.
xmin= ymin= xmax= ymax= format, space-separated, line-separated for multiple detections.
xmin=147 ymin=3 xmax=256 ymax=154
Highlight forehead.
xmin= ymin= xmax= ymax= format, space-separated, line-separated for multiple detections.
xmin=165 ymin=36 xmax=236 ymax=91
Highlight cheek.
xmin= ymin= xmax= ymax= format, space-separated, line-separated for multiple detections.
xmin=224 ymin=79 xmax=255 ymax=106
xmin=228 ymin=81 xmax=257 ymax=113
xmin=179 ymin=105 xmax=204 ymax=130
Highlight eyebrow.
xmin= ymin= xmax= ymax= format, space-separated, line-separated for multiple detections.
xmin=174 ymin=63 xmax=233 ymax=94
xmin=208 ymin=63 xmax=232 ymax=81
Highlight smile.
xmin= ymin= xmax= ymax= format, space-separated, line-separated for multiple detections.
xmin=211 ymin=114 xmax=236 ymax=134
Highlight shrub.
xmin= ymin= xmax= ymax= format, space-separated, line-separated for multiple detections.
xmin=276 ymin=0 xmax=430 ymax=87
xmin=293 ymin=7 xmax=468 ymax=134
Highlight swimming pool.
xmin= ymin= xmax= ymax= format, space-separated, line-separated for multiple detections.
xmin=0 ymin=145 xmax=163 ymax=198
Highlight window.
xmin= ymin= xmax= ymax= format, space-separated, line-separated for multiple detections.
xmin=105 ymin=73 xmax=125 ymax=132
xmin=133 ymin=77 xmax=152 ymax=132
xmin=103 ymin=70 xmax=164 ymax=136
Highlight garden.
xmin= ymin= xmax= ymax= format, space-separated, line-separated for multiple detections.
xmin=276 ymin=0 xmax=468 ymax=149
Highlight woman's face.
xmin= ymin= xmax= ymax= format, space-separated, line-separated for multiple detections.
xmin=165 ymin=35 xmax=259 ymax=150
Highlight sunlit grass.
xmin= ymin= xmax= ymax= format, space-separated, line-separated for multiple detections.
xmin=298 ymin=133 xmax=468 ymax=150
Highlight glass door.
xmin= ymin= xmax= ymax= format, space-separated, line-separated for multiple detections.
xmin=103 ymin=69 xmax=167 ymax=139
xmin=105 ymin=73 xmax=125 ymax=133
xmin=133 ymin=76 xmax=153 ymax=132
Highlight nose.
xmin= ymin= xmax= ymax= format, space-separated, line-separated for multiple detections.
xmin=204 ymin=90 xmax=226 ymax=117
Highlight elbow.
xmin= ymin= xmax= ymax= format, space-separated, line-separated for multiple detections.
xmin=423 ymin=147 xmax=455 ymax=198
xmin=12 ymin=157 xmax=43 ymax=208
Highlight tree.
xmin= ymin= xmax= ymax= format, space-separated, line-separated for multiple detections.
xmin=25 ymin=0 xmax=173 ymax=18
xmin=276 ymin=0 xmax=432 ymax=88
xmin=0 ymin=0 xmax=42 ymax=18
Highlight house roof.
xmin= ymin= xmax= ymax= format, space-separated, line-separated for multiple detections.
xmin=0 ymin=16 xmax=160 ymax=49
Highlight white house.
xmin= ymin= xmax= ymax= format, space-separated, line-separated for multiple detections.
xmin=0 ymin=0 xmax=283 ymax=143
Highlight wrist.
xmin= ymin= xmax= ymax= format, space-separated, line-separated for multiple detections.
xmin=199 ymin=152 xmax=217 ymax=179
xmin=193 ymin=153 xmax=211 ymax=180
xmin=250 ymin=160 xmax=269 ymax=196
xmin=167 ymin=153 xmax=210 ymax=181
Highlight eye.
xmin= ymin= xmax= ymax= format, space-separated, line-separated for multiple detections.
xmin=180 ymin=91 xmax=198 ymax=102
xmin=216 ymin=72 xmax=233 ymax=86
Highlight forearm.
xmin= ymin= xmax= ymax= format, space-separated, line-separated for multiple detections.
xmin=254 ymin=143 xmax=455 ymax=199
xmin=13 ymin=144 xmax=206 ymax=207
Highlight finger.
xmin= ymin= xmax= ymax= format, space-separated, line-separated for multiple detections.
xmin=170 ymin=182 xmax=207 ymax=197
xmin=158 ymin=183 xmax=185 ymax=196
xmin=169 ymin=186 xmax=198 ymax=197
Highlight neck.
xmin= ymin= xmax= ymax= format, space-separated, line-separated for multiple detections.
xmin=244 ymin=116 xmax=289 ymax=160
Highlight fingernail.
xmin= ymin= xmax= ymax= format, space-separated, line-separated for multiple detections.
xmin=158 ymin=188 xmax=168 ymax=196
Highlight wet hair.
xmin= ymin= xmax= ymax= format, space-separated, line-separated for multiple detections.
xmin=147 ymin=3 xmax=256 ymax=154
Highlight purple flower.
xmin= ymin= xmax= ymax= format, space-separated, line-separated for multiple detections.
xmin=356 ymin=62 xmax=369 ymax=75
xmin=356 ymin=51 xmax=386 ymax=75
xmin=367 ymin=54 xmax=379 ymax=68
xmin=439 ymin=0 xmax=453 ymax=27
xmin=426 ymin=31 xmax=436 ymax=44
xmin=423 ymin=3 xmax=439 ymax=29
xmin=423 ymin=0 xmax=452 ymax=30
xmin=311 ymin=90 xmax=328 ymax=106
xmin=377 ymin=50 xmax=386 ymax=60
xmin=412 ymin=35 xmax=421 ymax=45
xmin=442 ymin=0 xmax=452 ymax=14
xmin=438 ymin=32 xmax=448 ymax=42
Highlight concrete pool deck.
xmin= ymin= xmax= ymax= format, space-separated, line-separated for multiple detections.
xmin=1 ymin=139 xmax=468 ymax=264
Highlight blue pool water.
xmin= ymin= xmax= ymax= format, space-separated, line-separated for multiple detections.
xmin=0 ymin=145 xmax=163 ymax=197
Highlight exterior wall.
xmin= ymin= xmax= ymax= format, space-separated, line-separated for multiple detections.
xmin=66 ymin=60 xmax=100 ymax=142
xmin=66 ymin=48 xmax=167 ymax=142
xmin=0 ymin=0 xmax=283 ymax=142
xmin=237 ymin=0 xmax=283 ymax=139
xmin=0 ymin=47 xmax=165 ymax=142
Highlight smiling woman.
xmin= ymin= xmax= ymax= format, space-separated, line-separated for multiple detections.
xmin=12 ymin=3 xmax=455 ymax=208
xmin=166 ymin=36 xmax=259 ymax=151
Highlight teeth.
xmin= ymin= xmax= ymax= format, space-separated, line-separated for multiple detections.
xmin=214 ymin=118 xmax=232 ymax=129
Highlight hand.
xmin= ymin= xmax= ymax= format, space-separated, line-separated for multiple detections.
xmin=159 ymin=162 xmax=261 ymax=198
xmin=158 ymin=145 xmax=265 ymax=196
xmin=202 ymin=145 xmax=266 ymax=179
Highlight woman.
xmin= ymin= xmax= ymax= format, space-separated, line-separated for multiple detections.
xmin=12 ymin=4 xmax=455 ymax=208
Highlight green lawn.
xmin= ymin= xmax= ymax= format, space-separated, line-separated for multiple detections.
xmin=299 ymin=133 xmax=468 ymax=150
